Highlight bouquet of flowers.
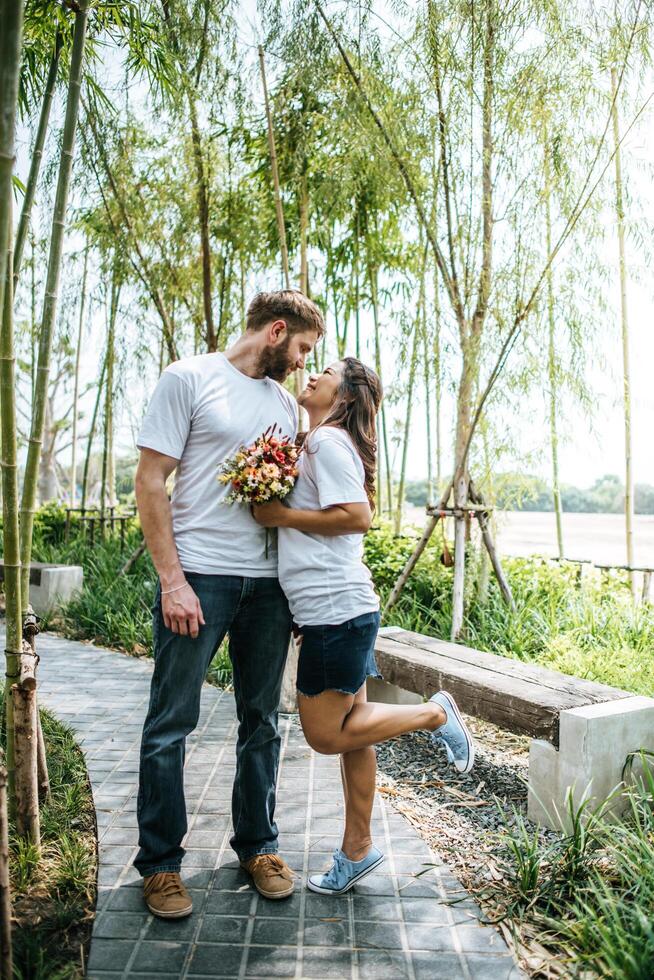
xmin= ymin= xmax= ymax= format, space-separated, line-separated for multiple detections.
xmin=218 ymin=424 xmax=300 ymax=506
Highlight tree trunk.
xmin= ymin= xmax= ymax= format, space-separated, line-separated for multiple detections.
xmin=258 ymin=46 xmax=291 ymax=291
xmin=11 ymin=686 xmax=40 ymax=848
xmin=394 ymin=279 xmax=423 ymax=534
xmin=37 ymin=397 xmax=59 ymax=504
xmin=101 ymin=272 xmax=120 ymax=514
xmin=433 ymin=263 xmax=443 ymax=490
xmin=0 ymin=766 xmax=12 ymax=980
xmin=81 ymin=352 xmax=107 ymax=511
xmin=13 ymin=32 xmax=62 ymax=285
xmin=1 ymin=0 xmax=23 ymax=809
xmin=36 ymin=714 xmax=49 ymax=801
xmin=188 ymin=93 xmax=215 ymax=350
xmin=70 ymin=246 xmax=88 ymax=507
xmin=354 ymin=210 xmax=361 ymax=358
xmin=19 ymin=0 xmax=89 ymax=610
xmin=543 ymin=136 xmax=564 ymax=558
xmin=369 ymin=262 xmax=392 ymax=515
xmin=0 ymin=230 xmax=22 ymax=813
xmin=297 ymin=172 xmax=309 ymax=422
xmin=610 ymin=67 xmax=635 ymax=593
xmin=423 ymin=296 xmax=434 ymax=508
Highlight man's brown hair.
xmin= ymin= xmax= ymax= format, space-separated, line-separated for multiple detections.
xmin=246 ymin=290 xmax=326 ymax=338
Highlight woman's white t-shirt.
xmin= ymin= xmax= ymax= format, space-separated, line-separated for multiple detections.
xmin=277 ymin=426 xmax=380 ymax=627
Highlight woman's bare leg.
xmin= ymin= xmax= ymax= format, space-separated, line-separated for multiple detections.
xmin=339 ymin=686 xmax=376 ymax=861
xmin=298 ymin=688 xmax=445 ymax=757
xmin=299 ymin=686 xmax=446 ymax=860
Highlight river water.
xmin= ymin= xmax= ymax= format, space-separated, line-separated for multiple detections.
xmin=402 ymin=507 xmax=654 ymax=567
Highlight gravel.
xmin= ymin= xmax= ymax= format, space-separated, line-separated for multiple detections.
xmin=375 ymin=715 xmax=564 ymax=977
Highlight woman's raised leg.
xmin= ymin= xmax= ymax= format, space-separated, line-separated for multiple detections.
xmin=298 ymin=686 xmax=445 ymax=757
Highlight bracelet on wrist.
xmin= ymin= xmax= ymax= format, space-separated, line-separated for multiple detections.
xmin=161 ymin=582 xmax=188 ymax=595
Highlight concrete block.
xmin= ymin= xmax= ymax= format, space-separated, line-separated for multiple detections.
xmin=367 ymin=676 xmax=423 ymax=706
xmin=528 ymin=696 xmax=654 ymax=831
xmin=371 ymin=627 xmax=423 ymax=704
xmin=30 ymin=564 xmax=83 ymax=616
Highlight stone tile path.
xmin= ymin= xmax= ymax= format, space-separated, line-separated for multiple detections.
xmin=33 ymin=632 xmax=523 ymax=979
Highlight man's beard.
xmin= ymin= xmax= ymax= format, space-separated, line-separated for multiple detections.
xmin=257 ymin=337 xmax=295 ymax=383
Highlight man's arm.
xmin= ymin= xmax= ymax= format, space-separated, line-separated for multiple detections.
xmin=252 ymin=498 xmax=371 ymax=535
xmin=135 ymin=447 xmax=205 ymax=638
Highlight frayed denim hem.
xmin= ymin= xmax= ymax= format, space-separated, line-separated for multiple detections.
xmin=297 ymin=670 xmax=383 ymax=699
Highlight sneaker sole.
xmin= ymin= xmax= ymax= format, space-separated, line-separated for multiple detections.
xmin=252 ymin=882 xmax=295 ymax=900
xmin=435 ymin=691 xmax=475 ymax=774
xmin=145 ymin=900 xmax=193 ymax=918
xmin=307 ymin=854 xmax=385 ymax=896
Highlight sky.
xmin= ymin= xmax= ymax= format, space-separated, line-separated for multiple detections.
xmin=13 ymin=0 xmax=654 ymax=494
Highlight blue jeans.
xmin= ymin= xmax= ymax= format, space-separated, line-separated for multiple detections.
xmin=134 ymin=573 xmax=292 ymax=877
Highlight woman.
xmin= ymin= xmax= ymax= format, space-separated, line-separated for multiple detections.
xmin=253 ymin=357 xmax=474 ymax=896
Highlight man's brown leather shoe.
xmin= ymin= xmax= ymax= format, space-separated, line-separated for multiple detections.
xmin=143 ymin=871 xmax=193 ymax=918
xmin=240 ymin=853 xmax=295 ymax=899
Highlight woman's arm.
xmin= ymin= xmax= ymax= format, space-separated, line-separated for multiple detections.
xmin=252 ymin=498 xmax=371 ymax=535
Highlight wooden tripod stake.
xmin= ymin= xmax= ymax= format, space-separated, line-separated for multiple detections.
xmin=384 ymin=480 xmax=514 ymax=640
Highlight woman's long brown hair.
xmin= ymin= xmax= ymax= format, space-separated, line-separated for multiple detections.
xmin=316 ymin=357 xmax=383 ymax=509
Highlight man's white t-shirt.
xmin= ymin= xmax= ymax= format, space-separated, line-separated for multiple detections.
xmin=277 ymin=427 xmax=380 ymax=627
xmin=137 ymin=352 xmax=298 ymax=576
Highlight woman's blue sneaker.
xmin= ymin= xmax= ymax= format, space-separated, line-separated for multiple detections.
xmin=307 ymin=846 xmax=384 ymax=895
xmin=430 ymin=691 xmax=475 ymax=774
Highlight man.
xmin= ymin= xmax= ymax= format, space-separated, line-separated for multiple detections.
xmin=133 ymin=290 xmax=325 ymax=918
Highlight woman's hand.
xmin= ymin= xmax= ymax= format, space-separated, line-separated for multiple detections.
xmin=252 ymin=498 xmax=289 ymax=527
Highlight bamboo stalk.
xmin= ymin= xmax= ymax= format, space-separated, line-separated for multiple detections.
xmin=19 ymin=0 xmax=89 ymax=611
xmin=101 ymin=271 xmax=120 ymax=516
xmin=258 ymin=45 xmax=307 ymax=422
xmin=13 ymin=32 xmax=63 ymax=285
xmin=543 ymin=133 xmax=564 ymax=558
xmin=394 ymin=295 xmax=422 ymax=535
xmin=70 ymin=246 xmax=89 ymax=507
xmin=36 ymin=715 xmax=49 ymax=802
xmin=1 ymin=224 xmax=22 ymax=810
xmin=0 ymin=0 xmax=22 ymax=321
xmin=258 ymin=46 xmax=291 ymax=290
xmin=610 ymin=67 xmax=635 ymax=596
xmin=450 ymin=515 xmax=467 ymax=640
xmin=368 ymin=262 xmax=393 ymax=515
xmin=188 ymin=93 xmax=216 ymax=350
xmin=81 ymin=351 xmax=107 ymax=511
xmin=11 ymin=686 xmax=40 ymax=848
xmin=0 ymin=766 xmax=12 ymax=980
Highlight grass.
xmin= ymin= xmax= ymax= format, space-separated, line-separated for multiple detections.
xmin=1 ymin=690 xmax=96 ymax=979
xmin=491 ymin=761 xmax=654 ymax=978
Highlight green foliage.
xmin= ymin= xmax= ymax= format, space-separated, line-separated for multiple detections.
xmin=498 ymin=771 xmax=654 ymax=978
xmin=365 ymin=525 xmax=654 ymax=696
xmin=34 ymin=525 xmax=155 ymax=654
xmin=0 ymin=687 xmax=95 ymax=979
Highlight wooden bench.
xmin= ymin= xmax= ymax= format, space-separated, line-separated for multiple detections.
xmin=372 ymin=627 xmax=654 ymax=831
xmin=0 ymin=560 xmax=83 ymax=615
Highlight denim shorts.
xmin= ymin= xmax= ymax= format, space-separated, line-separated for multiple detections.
xmin=296 ymin=610 xmax=382 ymax=697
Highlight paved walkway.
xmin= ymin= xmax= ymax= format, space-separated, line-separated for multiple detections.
xmin=34 ymin=632 xmax=522 ymax=979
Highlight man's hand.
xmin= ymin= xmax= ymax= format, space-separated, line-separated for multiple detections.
xmin=252 ymin=499 xmax=288 ymax=527
xmin=161 ymin=582 xmax=206 ymax=638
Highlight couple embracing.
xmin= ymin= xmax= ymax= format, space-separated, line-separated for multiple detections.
xmin=133 ymin=289 xmax=474 ymax=919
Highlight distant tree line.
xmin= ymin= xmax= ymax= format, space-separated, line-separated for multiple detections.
xmin=405 ymin=473 xmax=654 ymax=515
